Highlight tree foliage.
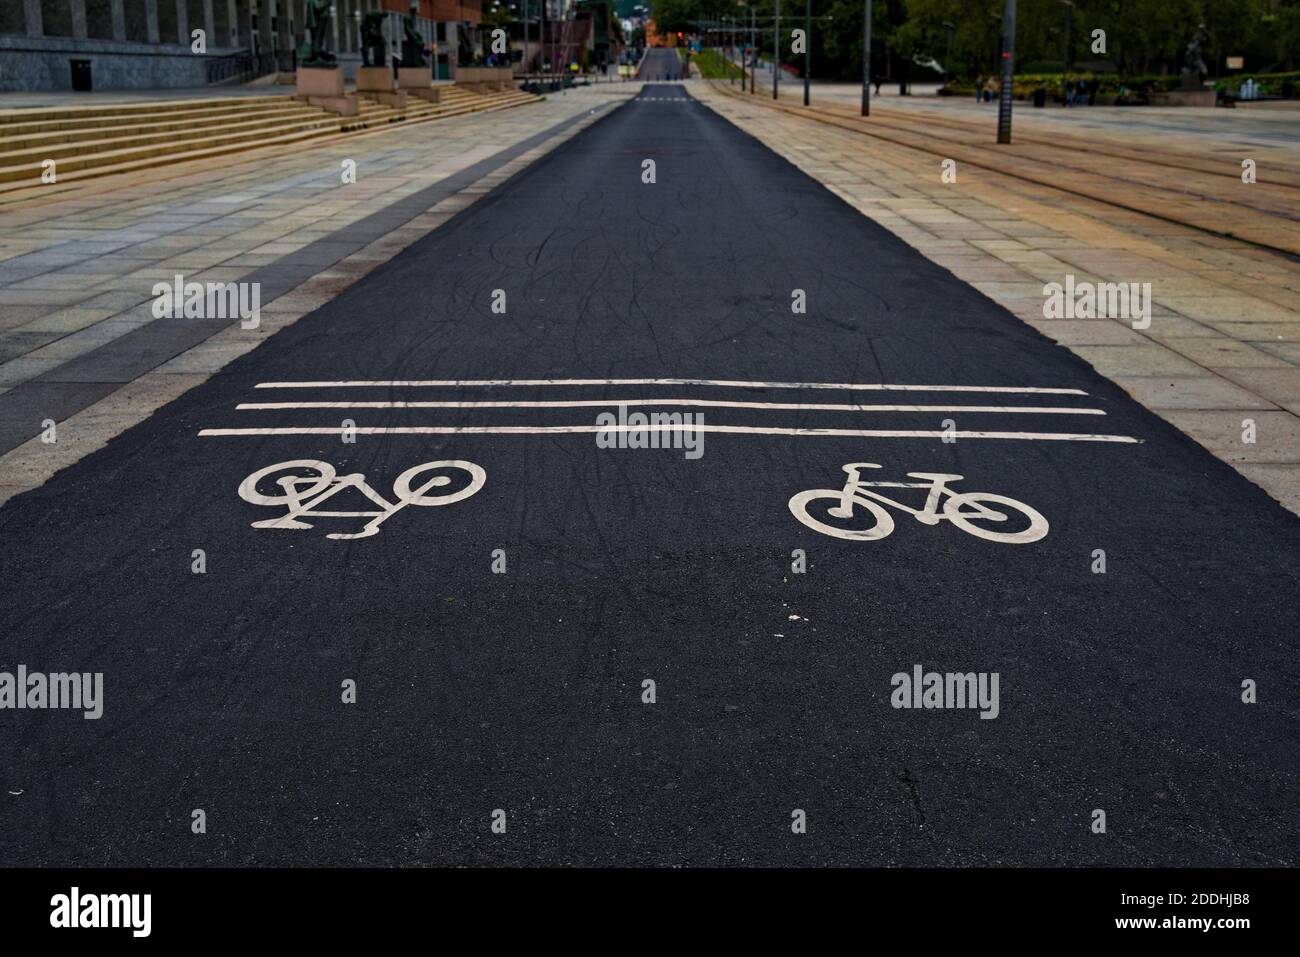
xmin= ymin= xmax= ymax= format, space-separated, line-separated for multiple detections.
xmin=648 ymin=0 xmax=1297 ymax=80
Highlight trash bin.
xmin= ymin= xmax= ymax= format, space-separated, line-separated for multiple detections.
xmin=1032 ymin=88 xmax=1047 ymax=108
xmin=70 ymin=59 xmax=92 ymax=92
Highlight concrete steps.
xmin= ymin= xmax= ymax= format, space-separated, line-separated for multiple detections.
xmin=0 ymin=86 xmax=541 ymax=192
xmin=2 ymin=109 xmax=340 ymax=163
xmin=1 ymin=103 xmax=323 ymax=148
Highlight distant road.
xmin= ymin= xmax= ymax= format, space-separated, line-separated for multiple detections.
xmin=639 ymin=47 xmax=685 ymax=82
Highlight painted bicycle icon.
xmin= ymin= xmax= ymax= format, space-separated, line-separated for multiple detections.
xmin=238 ymin=459 xmax=486 ymax=540
xmin=789 ymin=462 xmax=1048 ymax=544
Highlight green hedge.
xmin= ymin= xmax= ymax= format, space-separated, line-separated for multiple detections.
xmin=948 ymin=70 xmax=1300 ymax=100
xmin=1214 ymin=71 xmax=1300 ymax=96
xmin=693 ymin=48 xmax=743 ymax=80
xmin=948 ymin=72 xmax=1184 ymax=97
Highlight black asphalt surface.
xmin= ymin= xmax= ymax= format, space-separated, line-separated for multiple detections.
xmin=1 ymin=76 xmax=1297 ymax=867
xmin=638 ymin=46 xmax=686 ymax=81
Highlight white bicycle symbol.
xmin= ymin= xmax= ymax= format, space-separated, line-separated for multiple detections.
xmin=789 ymin=462 xmax=1048 ymax=544
xmin=238 ymin=459 xmax=486 ymax=540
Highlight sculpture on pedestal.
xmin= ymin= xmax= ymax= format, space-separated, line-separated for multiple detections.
xmin=1181 ymin=24 xmax=1210 ymax=90
xmin=401 ymin=2 xmax=427 ymax=67
xmin=361 ymin=12 xmax=387 ymax=68
xmin=299 ymin=0 xmax=337 ymax=68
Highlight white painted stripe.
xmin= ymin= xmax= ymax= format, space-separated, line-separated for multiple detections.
xmin=253 ymin=378 xmax=1089 ymax=396
xmin=236 ymin=399 xmax=1106 ymax=415
xmin=199 ymin=424 xmax=1138 ymax=442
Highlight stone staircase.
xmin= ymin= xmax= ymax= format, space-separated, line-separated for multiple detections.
xmin=344 ymin=84 xmax=539 ymax=131
xmin=0 ymin=85 xmax=540 ymax=192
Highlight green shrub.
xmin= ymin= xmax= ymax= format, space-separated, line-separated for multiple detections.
xmin=1214 ymin=71 xmax=1300 ymax=96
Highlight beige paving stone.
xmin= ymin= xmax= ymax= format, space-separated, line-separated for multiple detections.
xmin=1111 ymin=375 xmax=1278 ymax=411
xmin=1069 ymin=344 xmax=1207 ymax=377
xmin=1213 ymin=367 xmax=1300 ymax=406
xmin=1168 ymin=338 xmax=1292 ymax=368
xmin=1254 ymin=342 xmax=1300 ymax=363
xmin=1142 ymin=315 xmax=1224 ymax=339
xmin=1025 ymin=319 xmax=1151 ymax=346
xmin=1158 ymin=410 xmax=1300 ymax=464
xmin=0 ymin=288 xmax=97 ymax=307
xmin=1213 ymin=322 xmax=1300 ymax=341
xmin=1236 ymin=464 xmax=1300 ymax=514
xmin=15 ymin=306 xmax=118 ymax=333
xmin=154 ymin=340 xmax=264 ymax=374
xmin=0 ymin=355 xmax=64 ymax=387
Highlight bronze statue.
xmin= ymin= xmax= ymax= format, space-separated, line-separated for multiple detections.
xmin=360 ymin=11 xmax=387 ymax=68
xmin=1181 ymin=24 xmax=1210 ymax=89
xmin=298 ymin=0 xmax=337 ymax=68
xmin=401 ymin=1 xmax=426 ymax=67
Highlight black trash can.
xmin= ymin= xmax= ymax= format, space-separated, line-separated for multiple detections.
xmin=70 ymin=59 xmax=93 ymax=92
xmin=1032 ymin=88 xmax=1047 ymax=108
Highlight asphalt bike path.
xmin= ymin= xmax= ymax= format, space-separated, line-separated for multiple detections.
xmin=1 ymin=78 xmax=1296 ymax=866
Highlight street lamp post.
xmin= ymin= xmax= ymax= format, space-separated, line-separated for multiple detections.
xmin=740 ymin=7 xmax=747 ymax=92
xmin=996 ymin=0 xmax=1016 ymax=143
xmin=773 ymin=0 xmax=780 ymax=100
xmin=942 ymin=20 xmax=955 ymax=86
xmin=803 ymin=0 xmax=810 ymax=106
xmin=750 ymin=5 xmax=756 ymax=95
xmin=861 ymin=0 xmax=871 ymax=116
xmin=1060 ymin=0 xmax=1074 ymax=75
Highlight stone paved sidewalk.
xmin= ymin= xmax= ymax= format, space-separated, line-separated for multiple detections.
xmin=0 ymin=83 xmax=640 ymax=505
xmin=694 ymin=81 xmax=1300 ymax=516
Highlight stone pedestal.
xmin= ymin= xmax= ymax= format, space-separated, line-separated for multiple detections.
xmin=296 ymin=67 xmax=344 ymax=97
xmin=294 ymin=68 xmax=357 ymax=116
xmin=398 ymin=67 xmax=441 ymax=103
xmin=362 ymin=90 xmax=408 ymax=108
xmin=455 ymin=66 xmax=515 ymax=93
xmin=356 ymin=67 xmax=395 ymax=92
xmin=356 ymin=67 xmax=406 ymax=107
xmin=1149 ymin=89 xmax=1216 ymax=107
xmin=397 ymin=67 xmax=432 ymax=90
xmin=407 ymin=86 xmax=445 ymax=103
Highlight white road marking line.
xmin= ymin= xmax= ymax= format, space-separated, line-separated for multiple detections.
xmin=200 ymin=425 xmax=1139 ymax=442
xmin=253 ymin=378 xmax=1090 ymax=396
xmin=237 ymin=399 xmax=1106 ymax=415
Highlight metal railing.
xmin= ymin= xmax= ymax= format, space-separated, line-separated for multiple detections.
xmin=205 ymin=50 xmax=297 ymax=86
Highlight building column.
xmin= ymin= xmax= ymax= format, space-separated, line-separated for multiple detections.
xmin=146 ymin=0 xmax=159 ymax=42
xmin=256 ymin=0 xmax=272 ymax=55
xmin=177 ymin=0 xmax=188 ymax=46
xmin=204 ymin=0 xmax=215 ymax=45
xmin=22 ymin=0 xmax=42 ymax=38
xmin=70 ymin=0 xmax=88 ymax=39
xmin=111 ymin=0 xmax=126 ymax=40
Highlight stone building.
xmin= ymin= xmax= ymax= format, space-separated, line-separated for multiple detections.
xmin=0 ymin=0 xmax=483 ymax=91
